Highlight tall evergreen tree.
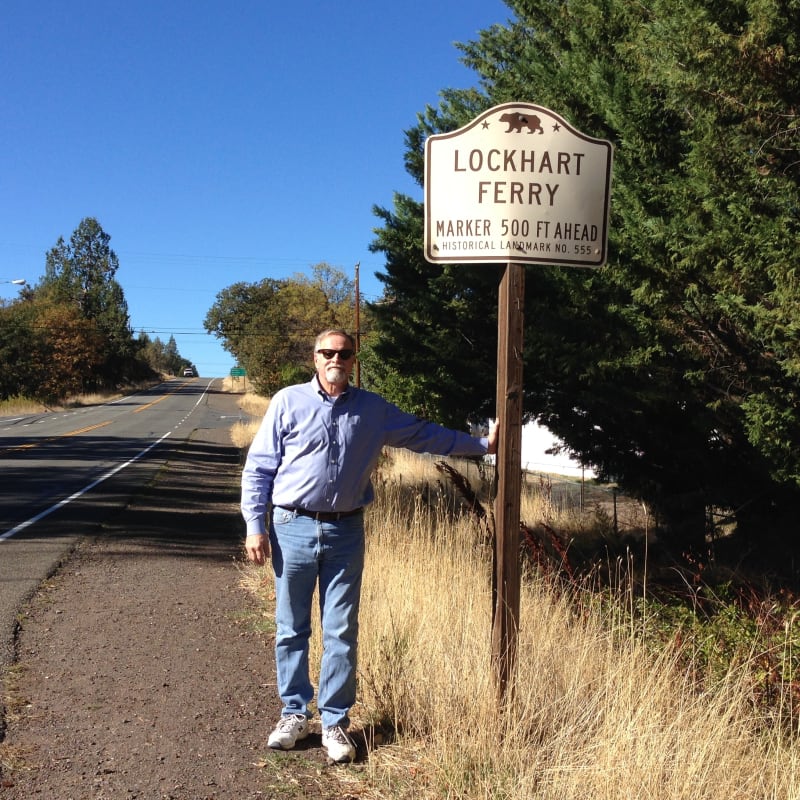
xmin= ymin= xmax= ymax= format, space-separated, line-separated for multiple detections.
xmin=39 ymin=217 xmax=135 ymax=386
xmin=370 ymin=0 xmax=800 ymax=550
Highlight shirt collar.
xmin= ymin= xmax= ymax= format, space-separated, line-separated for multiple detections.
xmin=313 ymin=375 xmax=351 ymax=403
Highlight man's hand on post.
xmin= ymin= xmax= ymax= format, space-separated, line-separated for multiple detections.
xmin=487 ymin=419 xmax=498 ymax=455
xmin=245 ymin=533 xmax=269 ymax=565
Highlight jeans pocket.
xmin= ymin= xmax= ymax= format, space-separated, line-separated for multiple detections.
xmin=273 ymin=507 xmax=295 ymax=525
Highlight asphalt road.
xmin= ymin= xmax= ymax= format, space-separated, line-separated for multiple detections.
xmin=0 ymin=378 xmax=245 ymax=668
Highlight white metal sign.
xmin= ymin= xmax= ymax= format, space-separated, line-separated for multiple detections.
xmin=424 ymin=102 xmax=613 ymax=267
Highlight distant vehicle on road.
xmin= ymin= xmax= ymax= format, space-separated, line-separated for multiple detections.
xmin=183 ymin=368 xmax=195 ymax=377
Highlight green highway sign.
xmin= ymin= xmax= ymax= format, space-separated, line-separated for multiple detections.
xmin=230 ymin=367 xmax=246 ymax=377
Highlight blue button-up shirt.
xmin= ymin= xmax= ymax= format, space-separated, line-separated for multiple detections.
xmin=241 ymin=377 xmax=488 ymax=535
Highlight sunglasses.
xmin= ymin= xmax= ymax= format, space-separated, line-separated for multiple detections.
xmin=316 ymin=348 xmax=355 ymax=360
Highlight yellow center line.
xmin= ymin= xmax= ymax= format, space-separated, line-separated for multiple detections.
xmin=134 ymin=381 xmax=188 ymax=413
xmin=63 ymin=420 xmax=114 ymax=436
xmin=1 ymin=382 xmax=189 ymax=454
xmin=1 ymin=419 xmax=114 ymax=454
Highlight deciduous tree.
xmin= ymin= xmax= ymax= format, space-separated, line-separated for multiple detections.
xmin=205 ymin=265 xmax=356 ymax=394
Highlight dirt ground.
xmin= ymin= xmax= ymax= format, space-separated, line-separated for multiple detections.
xmin=0 ymin=410 xmax=368 ymax=799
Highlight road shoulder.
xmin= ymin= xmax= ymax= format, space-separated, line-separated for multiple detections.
xmin=0 ymin=400 xmax=365 ymax=799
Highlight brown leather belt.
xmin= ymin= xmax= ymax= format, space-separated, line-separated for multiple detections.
xmin=279 ymin=506 xmax=363 ymax=522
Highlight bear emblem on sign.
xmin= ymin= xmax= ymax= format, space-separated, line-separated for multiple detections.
xmin=499 ymin=112 xmax=544 ymax=134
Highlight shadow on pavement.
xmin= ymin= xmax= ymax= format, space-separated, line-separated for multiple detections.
xmin=6 ymin=432 xmax=247 ymax=561
xmin=96 ymin=432 xmax=247 ymax=560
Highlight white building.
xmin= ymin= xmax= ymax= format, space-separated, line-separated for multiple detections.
xmin=520 ymin=420 xmax=594 ymax=478
xmin=474 ymin=419 xmax=595 ymax=478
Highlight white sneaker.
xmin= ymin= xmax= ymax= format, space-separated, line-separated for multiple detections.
xmin=268 ymin=714 xmax=309 ymax=750
xmin=322 ymin=725 xmax=356 ymax=763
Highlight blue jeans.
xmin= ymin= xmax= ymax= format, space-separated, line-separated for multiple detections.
xmin=269 ymin=507 xmax=365 ymax=730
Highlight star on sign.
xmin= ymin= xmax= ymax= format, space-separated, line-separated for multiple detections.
xmin=552 ymin=123 xmax=561 ymax=132
xmin=482 ymin=120 xmax=490 ymax=129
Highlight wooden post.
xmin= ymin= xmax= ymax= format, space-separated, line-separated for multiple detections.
xmin=492 ymin=262 xmax=525 ymax=704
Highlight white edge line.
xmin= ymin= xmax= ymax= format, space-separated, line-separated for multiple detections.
xmin=0 ymin=431 xmax=172 ymax=543
xmin=1 ymin=377 xmax=217 ymax=543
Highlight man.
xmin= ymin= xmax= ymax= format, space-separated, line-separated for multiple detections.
xmin=242 ymin=329 xmax=496 ymax=763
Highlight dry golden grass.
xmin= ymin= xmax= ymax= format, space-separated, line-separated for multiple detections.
xmin=0 ymin=381 xmax=161 ymax=416
xmin=0 ymin=396 xmax=48 ymax=416
xmin=228 ymin=391 xmax=269 ymax=449
xmin=237 ymin=392 xmax=269 ymax=418
xmin=237 ymin=437 xmax=800 ymax=798
xmin=351 ymin=453 xmax=800 ymax=799
xmin=219 ymin=375 xmax=244 ymax=393
xmin=63 ymin=390 xmax=125 ymax=406
xmin=217 ymin=380 xmax=269 ymax=448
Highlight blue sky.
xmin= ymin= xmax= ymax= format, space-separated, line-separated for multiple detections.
xmin=2 ymin=0 xmax=512 ymax=377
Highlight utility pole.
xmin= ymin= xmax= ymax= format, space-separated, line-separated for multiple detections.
xmin=354 ymin=262 xmax=361 ymax=387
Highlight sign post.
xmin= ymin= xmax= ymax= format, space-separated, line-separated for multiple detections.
xmin=424 ymin=102 xmax=612 ymax=703
xmin=492 ymin=261 xmax=525 ymax=703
